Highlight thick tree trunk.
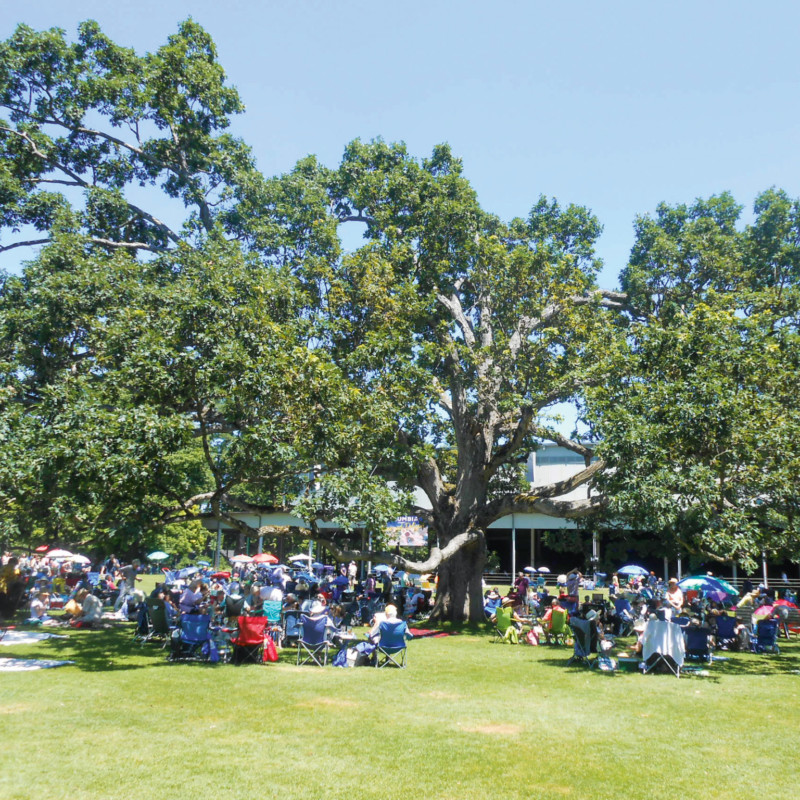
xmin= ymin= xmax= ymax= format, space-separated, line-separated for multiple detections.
xmin=429 ymin=531 xmax=486 ymax=623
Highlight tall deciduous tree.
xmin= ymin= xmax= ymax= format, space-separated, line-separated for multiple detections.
xmin=587 ymin=191 xmax=800 ymax=571
xmin=259 ymin=141 xmax=626 ymax=621
xmin=0 ymin=21 xmax=405 ymax=552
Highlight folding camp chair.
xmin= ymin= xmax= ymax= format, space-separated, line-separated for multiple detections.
xmin=132 ymin=602 xmax=152 ymax=644
xmin=567 ymin=617 xmax=597 ymax=667
xmin=545 ymin=608 xmax=570 ymax=645
xmin=713 ymin=614 xmax=737 ymax=649
xmin=230 ymin=616 xmax=269 ymax=664
xmin=282 ymin=608 xmax=302 ymax=646
xmin=262 ymin=600 xmax=283 ymax=644
xmin=297 ymin=614 xmax=330 ymax=666
xmin=560 ymin=597 xmax=578 ymax=615
xmin=683 ymin=626 xmax=713 ymax=664
xmin=642 ymin=620 xmax=684 ymax=677
xmin=374 ymin=619 xmax=412 ymax=668
xmin=491 ymin=607 xmax=520 ymax=644
xmin=751 ymin=619 xmax=781 ymax=654
xmin=135 ymin=598 xmax=173 ymax=647
xmin=224 ymin=595 xmax=245 ymax=623
xmin=613 ymin=598 xmax=635 ymax=636
xmin=169 ymin=614 xmax=215 ymax=662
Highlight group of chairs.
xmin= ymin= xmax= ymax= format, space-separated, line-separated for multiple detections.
xmin=295 ymin=613 xmax=411 ymax=668
xmin=491 ymin=605 xmax=571 ymax=645
xmin=133 ymin=597 xmax=411 ymax=668
xmin=564 ymin=610 xmax=782 ymax=677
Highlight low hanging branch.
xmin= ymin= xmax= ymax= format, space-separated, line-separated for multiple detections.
xmin=314 ymin=529 xmax=483 ymax=574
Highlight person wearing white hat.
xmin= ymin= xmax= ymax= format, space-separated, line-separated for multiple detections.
xmin=666 ymin=578 xmax=683 ymax=612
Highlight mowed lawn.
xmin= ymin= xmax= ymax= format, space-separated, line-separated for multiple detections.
xmin=2 ymin=615 xmax=799 ymax=800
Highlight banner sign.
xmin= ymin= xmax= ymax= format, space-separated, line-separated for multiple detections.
xmin=386 ymin=515 xmax=428 ymax=547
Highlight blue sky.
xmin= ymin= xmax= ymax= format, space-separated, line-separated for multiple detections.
xmin=2 ymin=0 xmax=800 ymax=289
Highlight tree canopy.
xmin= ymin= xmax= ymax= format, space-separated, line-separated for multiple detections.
xmin=588 ymin=190 xmax=800 ymax=571
xmin=2 ymin=20 xmax=800 ymax=620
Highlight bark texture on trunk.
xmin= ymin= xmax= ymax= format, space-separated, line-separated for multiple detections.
xmin=429 ymin=530 xmax=486 ymax=623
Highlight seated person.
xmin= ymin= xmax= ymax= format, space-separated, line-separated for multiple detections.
xmin=243 ymin=583 xmax=263 ymax=614
xmin=63 ymin=588 xmax=89 ymax=619
xmin=75 ymin=591 xmax=104 ymax=625
xmin=369 ymin=603 xmax=411 ymax=642
xmin=665 ymin=578 xmax=684 ymax=612
xmin=282 ymin=593 xmax=299 ymax=611
xmin=179 ymin=579 xmax=206 ymax=615
xmin=490 ymin=601 xmax=526 ymax=643
xmin=541 ymin=597 xmax=568 ymax=642
xmin=483 ymin=587 xmax=503 ymax=617
xmin=28 ymin=590 xmax=51 ymax=622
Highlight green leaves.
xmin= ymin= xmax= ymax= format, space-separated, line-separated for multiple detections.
xmin=590 ymin=192 xmax=800 ymax=568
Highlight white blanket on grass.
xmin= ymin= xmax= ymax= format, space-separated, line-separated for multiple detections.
xmin=0 ymin=657 xmax=74 ymax=671
xmin=0 ymin=630 xmax=68 ymax=646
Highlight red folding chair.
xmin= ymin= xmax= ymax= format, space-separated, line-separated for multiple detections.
xmin=230 ymin=616 xmax=269 ymax=664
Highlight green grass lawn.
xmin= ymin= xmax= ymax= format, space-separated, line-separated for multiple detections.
xmin=2 ymin=595 xmax=799 ymax=799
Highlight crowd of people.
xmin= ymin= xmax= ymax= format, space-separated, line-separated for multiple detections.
xmin=483 ymin=568 xmax=798 ymax=654
xmin=0 ymin=551 xmax=434 ymax=643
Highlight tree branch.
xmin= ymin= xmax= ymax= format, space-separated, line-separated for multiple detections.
xmin=315 ymin=529 xmax=483 ymax=574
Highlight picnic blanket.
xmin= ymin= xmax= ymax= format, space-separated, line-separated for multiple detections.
xmin=0 ymin=657 xmax=75 ymax=671
xmin=407 ymin=628 xmax=460 ymax=639
xmin=0 ymin=631 xmax=68 ymax=646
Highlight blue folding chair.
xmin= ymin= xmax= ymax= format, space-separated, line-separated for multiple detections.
xmin=684 ymin=626 xmax=713 ymax=663
xmin=751 ymin=619 xmax=781 ymax=654
xmin=714 ymin=614 xmax=737 ymax=649
xmin=282 ymin=608 xmax=302 ymax=646
xmin=613 ymin=598 xmax=635 ymax=636
xmin=374 ymin=619 xmax=412 ymax=668
xmin=297 ymin=614 xmax=330 ymax=666
xmin=169 ymin=614 xmax=215 ymax=662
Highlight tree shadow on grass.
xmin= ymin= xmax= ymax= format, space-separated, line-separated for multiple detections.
xmin=4 ymin=623 xmax=188 ymax=672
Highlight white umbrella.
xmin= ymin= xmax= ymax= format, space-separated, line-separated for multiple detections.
xmin=69 ymin=554 xmax=91 ymax=565
xmin=288 ymin=554 xmax=312 ymax=562
xmin=537 ymin=567 xmax=551 ymax=573
xmin=47 ymin=549 xmax=73 ymax=559
xmin=229 ymin=554 xmax=253 ymax=564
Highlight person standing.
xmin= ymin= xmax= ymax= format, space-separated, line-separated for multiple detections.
xmin=665 ymin=578 xmax=684 ymax=612
xmin=114 ymin=559 xmax=141 ymax=610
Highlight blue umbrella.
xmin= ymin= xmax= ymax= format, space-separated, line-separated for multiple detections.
xmin=178 ymin=566 xmax=199 ymax=579
xmin=312 ymin=562 xmax=324 ymax=569
xmin=617 ymin=565 xmax=649 ymax=577
xmin=332 ymin=575 xmax=350 ymax=586
xmin=294 ymin=572 xmax=315 ymax=582
xmin=196 ymin=560 xmax=210 ymax=567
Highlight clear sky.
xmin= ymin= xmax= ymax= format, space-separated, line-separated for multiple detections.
xmin=2 ymin=0 xmax=800 ymax=289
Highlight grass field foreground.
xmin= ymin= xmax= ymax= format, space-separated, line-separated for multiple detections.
xmin=2 ymin=607 xmax=799 ymax=800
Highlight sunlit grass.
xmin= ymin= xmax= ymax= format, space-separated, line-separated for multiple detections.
xmin=1 ymin=609 xmax=798 ymax=799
